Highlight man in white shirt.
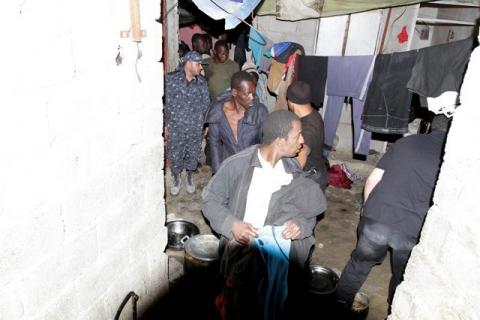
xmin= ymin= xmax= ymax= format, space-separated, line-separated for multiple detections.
xmin=202 ymin=110 xmax=326 ymax=319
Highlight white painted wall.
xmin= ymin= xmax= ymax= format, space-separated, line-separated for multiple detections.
xmin=315 ymin=11 xmax=387 ymax=156
xmin=0 ymin=1 xmax=168 ymax=319
xmin=390 ymin=34 xmax=480 ymax=320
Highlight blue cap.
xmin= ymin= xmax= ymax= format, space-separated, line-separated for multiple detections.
xmin=181 ymin=51 xmax=207 ymax=65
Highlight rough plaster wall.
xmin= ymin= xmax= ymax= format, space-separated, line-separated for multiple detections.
xmin=0 ymin=1 xmax=167 ymax=319
xmin=166 ymin=0 xmax=179 ymax=72
xmin=389 ymin=36 xmax=480 ymax=320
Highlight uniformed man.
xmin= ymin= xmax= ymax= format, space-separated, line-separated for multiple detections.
xmin=165 ymin=51 xmax=210 ymax=196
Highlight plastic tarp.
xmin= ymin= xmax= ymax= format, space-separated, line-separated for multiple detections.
xmin=192 ymin=0 xmax=262 ymax=29
xmin=256 ymin=0 xmax=432 ymax=20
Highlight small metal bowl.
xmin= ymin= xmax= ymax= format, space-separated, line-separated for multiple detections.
xmin=309 ymin=265 xmax=339 ymax=295
xmin=166 ymin=219 xmax=200 ymax=250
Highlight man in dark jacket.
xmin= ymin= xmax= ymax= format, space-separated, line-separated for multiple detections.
xmin=202 ymin=110 xmax=326 ymax=319
xmin=336 ymin=115 xmax=451 ymax=313
xmin=205 ymin=71 xmax=268 ymax=174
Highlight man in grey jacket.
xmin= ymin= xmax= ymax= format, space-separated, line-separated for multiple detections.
xmin=202 ymin=110 xmax=326 ymax=318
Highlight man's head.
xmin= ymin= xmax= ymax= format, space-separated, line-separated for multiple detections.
xmin=261 ymin=110 xmax=304 ymax=157
xmin=202 ymin=34 xmax=212 ymax=54
xmin=430 ymin=114 xmax=452 ymax=132
xmin=192 ymin=33 xmax=207 ymax=54
xmin=287 ymin=80 xmax=312 ymax=111
xmin=231 ymin=71 xmax=256 ymax=109
xmin=178 ymin=41 xmax=190 ymax=57
xmin=182 ymin=51 xmax=207 ymax=77
xmin=213 ymin=40 xmax=229 ymax=63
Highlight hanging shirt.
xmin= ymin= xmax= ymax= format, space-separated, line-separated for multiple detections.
xmin=297 ymin=55 xmax=328 ymax=107
xmin=248 ymin=28 xmax=266 ymax=67
xmin=243 ymin=150 xmax=293 ymax=228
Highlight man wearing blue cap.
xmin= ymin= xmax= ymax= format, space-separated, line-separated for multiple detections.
xmin=165 ymin=51 xmax=210 ymax=196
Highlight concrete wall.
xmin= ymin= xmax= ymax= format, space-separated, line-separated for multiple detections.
xmin=254 ymin=15 xmax=320 ymax=55
xmin=390 ymin=35 xmax=480 ymax=320
xmin=166 ymin=0 xmax=179 ymax=72
xmin=0 ymin=1 xmax=168 ymax=319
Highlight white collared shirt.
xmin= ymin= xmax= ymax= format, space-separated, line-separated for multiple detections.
xmin=243 ymin=150 xmax=293 ymax=228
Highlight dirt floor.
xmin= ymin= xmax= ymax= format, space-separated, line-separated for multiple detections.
xmin=158 ymin=150 xmax=391 ymax=320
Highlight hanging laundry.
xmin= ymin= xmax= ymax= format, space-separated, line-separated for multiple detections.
xmin=296 ymin=55 xmax=328 ymax=107
xmin=406 ymin=37 xmax=476 ymax=117
xmin=274 ymin=50 xmax=302 ymax=110
xmin=267 ymin=59 xmax=286 ymax=94
xmin=259 ymin=37 xmax=275 ymax=73
xmin=233 ymin=25 xmax=249 ymax=68
xmin=248 ymin=28 xmax=266 ymax=67
xmin=266 ymin=42 xmax=305 ymax=63
xmin=323 ymin=55 xmax=376 ymax=156
xmin=362 ymin=50 xmax=417 ymax=134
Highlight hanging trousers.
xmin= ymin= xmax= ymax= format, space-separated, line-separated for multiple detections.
xmin=324 ymin=96 xmax=372 ymax=155
xmin=323 ymin=55 xmax=376 ymax=156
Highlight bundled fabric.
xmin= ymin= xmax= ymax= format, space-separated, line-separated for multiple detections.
xmin=361 ymin=50 xmax=417 ymax=134
xmin=254 ymin=225 xmax=290 ymax=320
xmin=296 ymin=55 xmax=328 ymax=107
xmin=328 ymin=164 xmax=353 ymax=189
xmin=266 ymin=42 xmax=305 ymax=63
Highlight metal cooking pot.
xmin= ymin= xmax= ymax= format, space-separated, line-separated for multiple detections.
xmin=183 ymin=234 xmax=220 ymax=273
xmin=166 ymin=219 xmax=200 ymax=250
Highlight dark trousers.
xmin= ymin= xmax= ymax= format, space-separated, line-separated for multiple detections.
xmin=336 ymin=218 xmax=416 ymax=306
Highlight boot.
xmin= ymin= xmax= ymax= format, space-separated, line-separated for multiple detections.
xmin=170 ymin=173 xmax=181 ymax=196
xmin=186 ymin=171 xmax=196 ymax=194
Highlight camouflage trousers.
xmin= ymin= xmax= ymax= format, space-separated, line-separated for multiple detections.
xmin=167 ymin=129 xmax=203 ymax=175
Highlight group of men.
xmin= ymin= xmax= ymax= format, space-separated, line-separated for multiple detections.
xmin=165 ymin=45 xmax=450 ymax=318
xmin=165 ymin=45 xmax=328 ymax=189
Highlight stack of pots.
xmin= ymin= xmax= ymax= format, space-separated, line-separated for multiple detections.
xmin=166 ymin=219 xmax=220 ymax=275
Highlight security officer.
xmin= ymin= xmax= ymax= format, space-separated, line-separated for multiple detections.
xmin=165 ymin=51 xmax=210 ymax=196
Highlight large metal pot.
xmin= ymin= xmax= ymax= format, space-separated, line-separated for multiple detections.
xmin=166 ymin=219 xmax=200 ymax=250
xmin=183 ymin=234 xmax=220 ymax=274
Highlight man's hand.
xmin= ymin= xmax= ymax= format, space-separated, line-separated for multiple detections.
xmin=282 ymin=220 xmax=301 ymax=240
xmin=232 ymin=220 xmax=258 ymax=245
